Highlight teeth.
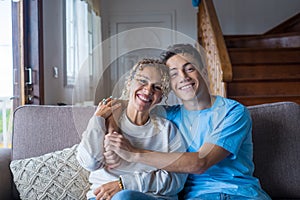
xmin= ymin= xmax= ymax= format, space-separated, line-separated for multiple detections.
xmin=138 ymin=95 xmax=150 ymax=102
xmin=180 ymin=85 xmax=193 ymax=90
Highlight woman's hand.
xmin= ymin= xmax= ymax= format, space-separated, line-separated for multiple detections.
xmin=104 ymin=132 xmax=138 ymax=164
xmin=104 ymin=149 xmax=122 ymax=169
xmin=95 ymin=97 xmax=121 ymax=119
xmin=93 ymin=180 xmax=121 ymax=200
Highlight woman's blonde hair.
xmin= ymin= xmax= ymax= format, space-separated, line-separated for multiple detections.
xmin=120 ymin=58 xmax=170 ymax=101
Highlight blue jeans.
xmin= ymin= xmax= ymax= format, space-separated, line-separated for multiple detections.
xmin=112 ymin=190 xmax=159 ymax=200
xmin=186 ymin=192 xmax=270 ymax=200
xmin=89 ymin=192 xmax=269 ymax=200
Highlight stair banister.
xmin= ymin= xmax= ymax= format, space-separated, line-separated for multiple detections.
xmin=198 ymin=0 xmax=232 ymax=97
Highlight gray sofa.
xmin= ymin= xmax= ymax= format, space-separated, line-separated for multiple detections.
xmin=0 ymin=102 xmax=299 ymax=199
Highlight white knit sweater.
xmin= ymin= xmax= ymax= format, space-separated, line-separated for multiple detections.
xmin=76 ymin=112 xmax=187 ymax=199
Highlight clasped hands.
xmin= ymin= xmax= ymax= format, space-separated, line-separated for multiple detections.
xmin=104 ymin=132 xmax=137 ymax=167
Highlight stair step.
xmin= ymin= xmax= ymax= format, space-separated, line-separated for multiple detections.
xmin=229 ymin=48 xmax=300 ymax=65
xmin=265 ymin=13 xmax=300 ymax=34
xmin=224 ymin=13 xmax=300 ymax=106
xmin=228 ymin=96 xmax=300 ymax=106
xmin=232 ymin=64 xmax=300 ymax=81
xmin=227 ymin=81 xmax=300 ymax=96
xmin=225 ymin=33 xmax=300 ymax=48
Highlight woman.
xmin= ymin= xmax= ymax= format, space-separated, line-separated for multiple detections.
xmin=76 ymin=58 xmax=187 ymax=200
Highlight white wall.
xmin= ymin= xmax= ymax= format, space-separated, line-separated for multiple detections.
xmin=43 ymin=0 xmax=72 ymax=105
xmin=214 ymin=0 xmax=300 ymax=34
xmin=100 ymin=0 xmax=198 ymax=40
xmin=42 ymin=0 xmax=300 ymax=105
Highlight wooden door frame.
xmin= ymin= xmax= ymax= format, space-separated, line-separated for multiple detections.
xmin=12 ymin=0 xmax=44 ymax=107
xmin=12 ymin=0 xmax=24 ymax=108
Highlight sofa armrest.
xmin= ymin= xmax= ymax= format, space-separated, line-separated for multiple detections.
xmin=0 ymin=148 xmax=13 ymax=199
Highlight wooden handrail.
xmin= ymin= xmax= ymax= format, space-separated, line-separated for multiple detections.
xmin=198 ymin=0 xmax=232 ymax=96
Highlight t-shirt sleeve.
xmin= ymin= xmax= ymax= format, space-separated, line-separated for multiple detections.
xmin=151 ymin=105 xmax=181 ymax=121
xmin=205 ymin=104 xmax=252 ymax=159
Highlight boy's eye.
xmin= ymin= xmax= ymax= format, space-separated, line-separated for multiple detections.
xmin=153 ymin=85 xmax=162 ymax=91
xmin=170 ymin=72 xmax=177 ymax=78
xmin=185 ymin=65 xmax=195 ymax=73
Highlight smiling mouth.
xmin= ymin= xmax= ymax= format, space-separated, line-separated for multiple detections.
xmin=137 ymin=94 xmax=152 ymax=103
xmin=179 ymin=83 xmax=195 ymax=90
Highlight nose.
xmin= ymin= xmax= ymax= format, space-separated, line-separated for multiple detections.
xmin=178 ymin=69 xmax=187 ymax=78
xmin=178 ymin=70 xmax=190 ymax=82
xmin=143 ymin=84 xmax=154 ymax=95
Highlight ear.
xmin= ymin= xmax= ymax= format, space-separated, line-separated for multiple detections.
xmin=157 ymin=96 xmax=163 ymax=104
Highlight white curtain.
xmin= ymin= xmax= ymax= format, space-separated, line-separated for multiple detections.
xmin=81 ymin=0 xmax=101 ymax=16
xmin=72 ymin=0 xmax=102 ymax=105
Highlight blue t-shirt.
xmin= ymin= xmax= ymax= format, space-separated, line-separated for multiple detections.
xmin=160 ymin=96 xmax=269 ymax=199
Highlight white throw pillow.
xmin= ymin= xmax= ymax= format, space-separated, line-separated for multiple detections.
xmin=10 ymin=145 xmax=90 ymax=200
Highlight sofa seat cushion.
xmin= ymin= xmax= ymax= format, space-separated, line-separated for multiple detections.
xmin=10 ymin=145 xmax=90 ymax=200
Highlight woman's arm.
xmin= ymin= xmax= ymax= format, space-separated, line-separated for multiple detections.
xmin=76 ymin=99 xmax=121 ymax=171
xmin=121 ymin=169 xmax=187 ymax=195
xmin=76 ymin=115 xmax=107 ymax=171
xmin=105 ymin=133 xmax=229 ymax=174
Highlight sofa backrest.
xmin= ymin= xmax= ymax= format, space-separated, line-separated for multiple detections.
xmin=12 ymin=105 xmax=95 ymax=160
xmin=11 ymin=102 xmax=300 ymax=199
xmin=248 ymin=102 xmax=300 ymax=199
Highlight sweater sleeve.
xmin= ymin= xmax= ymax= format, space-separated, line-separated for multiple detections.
xmin=120 ymin=121 xmax=188 ymax=196
xmin=76 ymin=115 xmax=107 ymax=171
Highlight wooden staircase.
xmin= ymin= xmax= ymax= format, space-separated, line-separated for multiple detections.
xmin=224 ymin=13 xmax=300 ymax=106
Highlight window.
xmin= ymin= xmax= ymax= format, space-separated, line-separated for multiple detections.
xmin=64 ymin=0 xmax=97 ymax=86
xmin=65 ymin=0 xmax=76 ymax=85
xmin=0 ymin=0 xmax=13 ymax=148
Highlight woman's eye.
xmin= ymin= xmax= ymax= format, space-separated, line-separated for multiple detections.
xmin=137 ymin=79 xmax=147 ymax=85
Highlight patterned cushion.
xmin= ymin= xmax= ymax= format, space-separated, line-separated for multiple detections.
xmin=10 ymin=145 xmax=90 ymax=200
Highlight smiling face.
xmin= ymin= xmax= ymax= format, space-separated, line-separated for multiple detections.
xmin=166 ymin=53 xmax=206 ymax=102
xmin=128 ymin=66 xmax=165 ymax=113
